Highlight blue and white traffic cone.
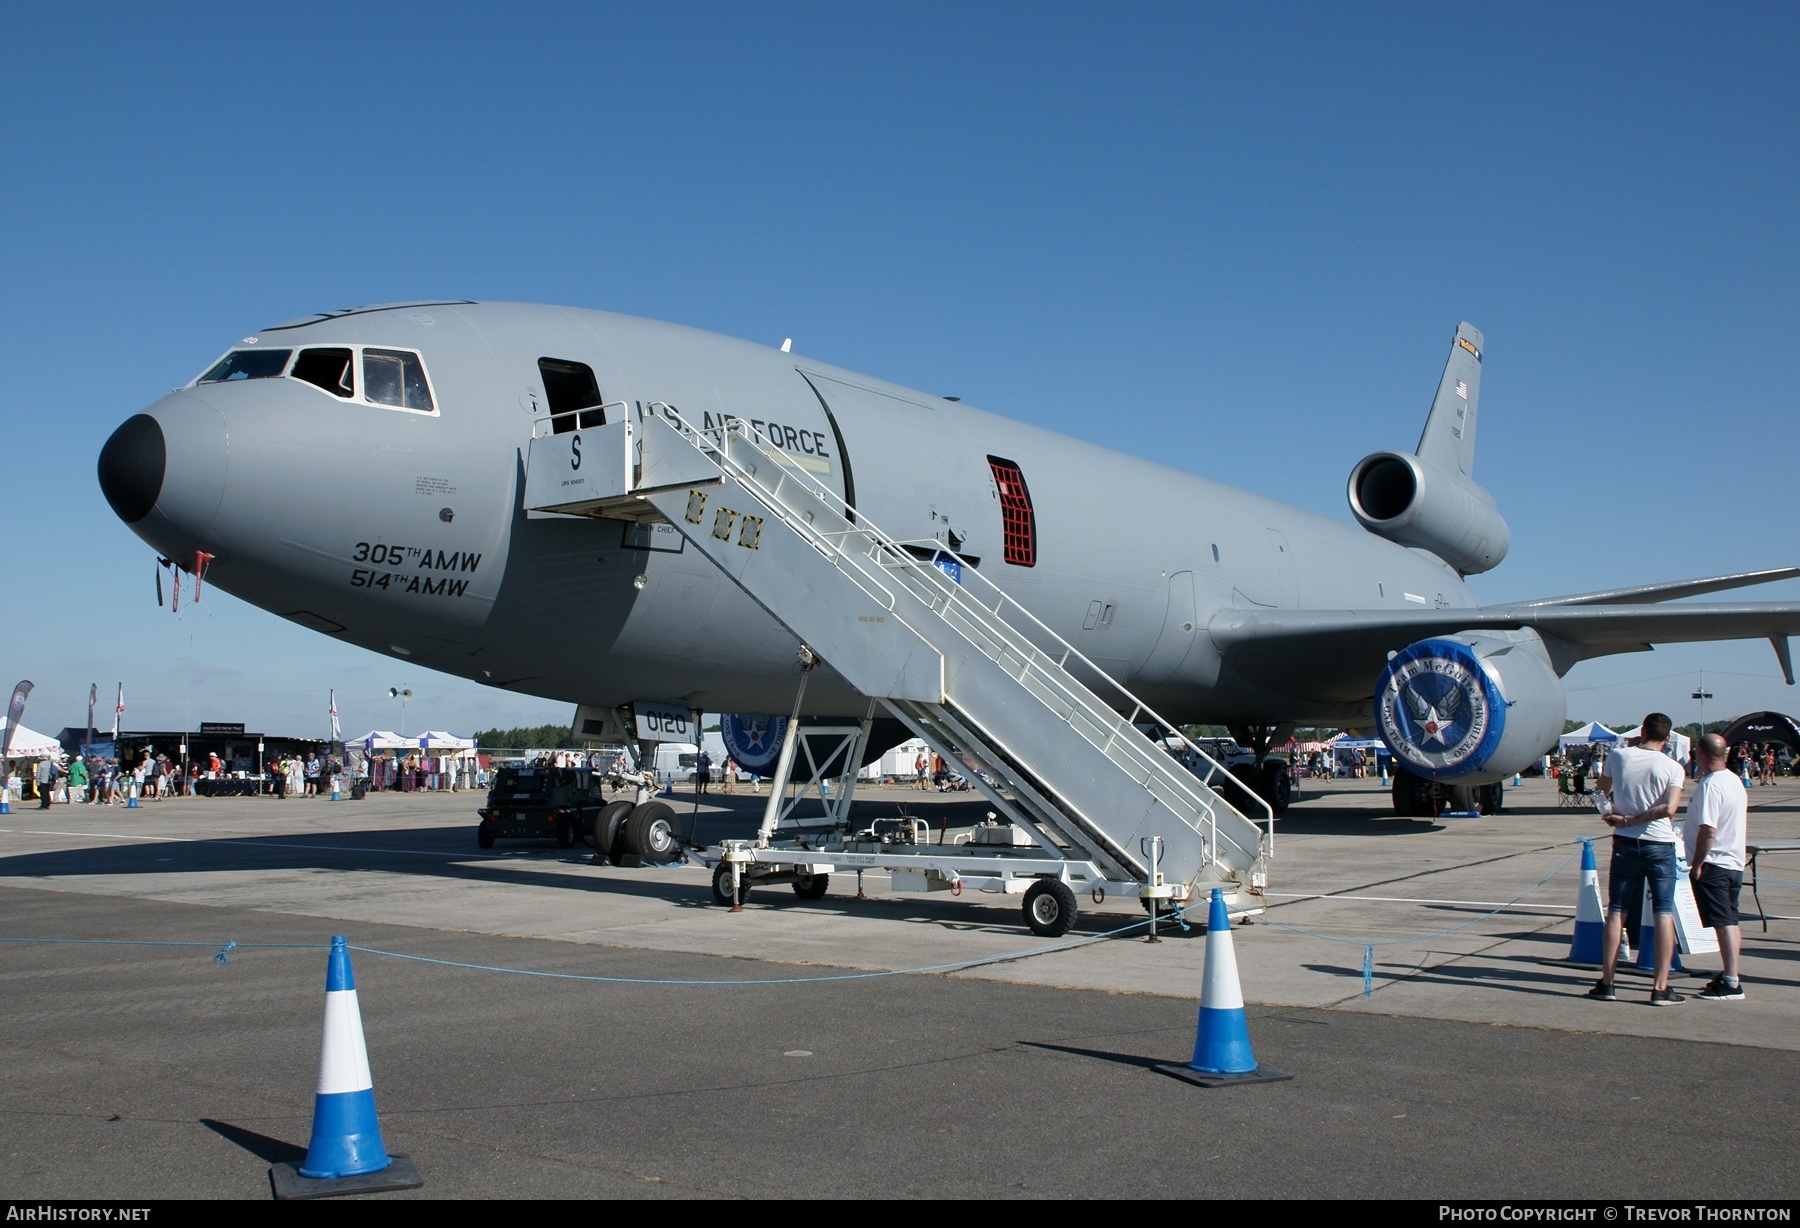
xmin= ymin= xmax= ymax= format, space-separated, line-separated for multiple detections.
xmin=331 ymin=776 xmax=341 ymax=802
xmin=1157 ymin=889 xmax=1292 ymax=1087
xmin=0 ymin=791 xmax=10 ymax=815
xmin=1549 ymin=839 xmax=1607 ymax=967
xmin=1628 ymin=882 xmax=1686 ymax=978
xmin=126 ymin=780 xmax=139 ymax=808
xmin=270 ymin=936 xmax=421 ymax=1198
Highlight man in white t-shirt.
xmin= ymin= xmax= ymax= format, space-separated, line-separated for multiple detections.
xmin=1683 ymin=733 xmax=1749 ymax=1001
xmin=1589 ymin=712 xmax=1688 ymax=1005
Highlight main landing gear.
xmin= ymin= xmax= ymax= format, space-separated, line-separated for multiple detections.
xmin=1390 ymin=767 xmax=1503 ymax=817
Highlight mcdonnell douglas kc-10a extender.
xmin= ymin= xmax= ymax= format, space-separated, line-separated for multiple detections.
xmin=96 ymin=303 xmax=1800 ymax=932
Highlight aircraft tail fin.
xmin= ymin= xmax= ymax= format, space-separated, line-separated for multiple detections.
xmin=1415 ymin=321 xmax=1484 ymax=478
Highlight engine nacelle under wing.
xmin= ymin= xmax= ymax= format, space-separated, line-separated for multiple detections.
xmin=1374 ymin=634 xmax=1566 ymax=784
xmin=1348 ymin=451 xmax=1510 ymax=575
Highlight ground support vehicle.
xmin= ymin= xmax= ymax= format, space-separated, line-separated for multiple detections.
xmin=477 ymin=766 xmax=614 ymax=850
xmin=1182 ymin=737 xmax=1293 ymax=814
xmin=477 ymin=766 xmax=691 ymax=865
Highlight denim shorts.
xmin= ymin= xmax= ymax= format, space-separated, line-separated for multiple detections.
xmin=1608 ymin=837 xmax=1677 ymax=917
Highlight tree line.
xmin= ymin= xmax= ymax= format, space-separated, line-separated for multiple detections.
xmin=470 ymin=724 xmax=580 ymax=749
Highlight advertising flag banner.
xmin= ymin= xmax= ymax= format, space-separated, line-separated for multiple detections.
xmin=112 ymin=684 xmax=124 ymax=738
xmin=86 ymin=683 xmax=97 ymax=752
xmin=2 ymin=681 xmax=33 ymax=762
xmin=329 ymin=691 xmax=341 ymax=743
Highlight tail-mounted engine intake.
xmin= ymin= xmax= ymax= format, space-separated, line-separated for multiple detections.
xmin=1374 ymin=634 xmax=1565 ymax=784
xmin=1347 ymin=451 xmax=1510 ymax=576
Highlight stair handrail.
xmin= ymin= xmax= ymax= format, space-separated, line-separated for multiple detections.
xmin=529 ymin=400 xmax=635 ymax=439
xmin=650 ymin=405 xmax=1275 ymax=865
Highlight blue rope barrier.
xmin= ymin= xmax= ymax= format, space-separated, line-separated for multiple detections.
xmin=1232 ymin=843 xmax=1585 ymax=997
xmin=0 ymin=845 xmax=1593 ymax=997
xmin=0 ymin=937 xmax=323 ymax=952
xmin=0 ymin=920 xmax=1157 ymax=986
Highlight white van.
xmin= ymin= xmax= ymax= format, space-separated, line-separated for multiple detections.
xmin=649 ymin=742 xmax=700 ymax=782
xmin=652 ymin=733 xmax=745 ymax=783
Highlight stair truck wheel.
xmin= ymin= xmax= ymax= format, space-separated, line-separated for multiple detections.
xmin=712 ymin=861 xmax=751 ymax=906
xmin=792 ymin=871 xmax=829 ymax=900
xmin=625 ymin=800 xmax=681 ymax=864
xmin=1023 ymin=879 xmax=1078 ymax=937
xmin=593 ymin=799 xmax=633 ymax=863
xmin=555 ymin=811 xmax=577 ymax=848
xmin=476 ymin=823 xmax=496 ymax=849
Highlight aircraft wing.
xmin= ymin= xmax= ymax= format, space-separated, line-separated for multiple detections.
xmin=1496 ymin=566 xmax=1800 ymax=608
xmin=1210 ymin=601 xmax=1800 ymax=703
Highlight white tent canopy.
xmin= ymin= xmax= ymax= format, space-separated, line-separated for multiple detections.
xmin=2 ymin=723 xmax=63 ymax=760
xmin=1614 ymin=725 xmax=1691 ymax=764
xmin=1559 ymin=722 xmax=1691 ymax=765
xmin=1559 ymin=721 xmax=1624 ymax=748
xmin=416 ymin=731 xmax=474 ymax=752
xmin=356 ymin=730 xmax=412 ymax=751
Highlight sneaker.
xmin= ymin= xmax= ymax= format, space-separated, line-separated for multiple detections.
xmin=1649 ymin=986 xmax=1682 ymax=1006
xmin=1696 ymin=980 xmax=1745 ymax=1001
xmin=1586 ymin=979 xmax=1617 ymax=1001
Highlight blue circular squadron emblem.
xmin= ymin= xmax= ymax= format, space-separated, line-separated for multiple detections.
xmin=720 ymin=713 xmax=789 ymax=775
xmin=1375 ymin=639 xmax=1507 ymax=779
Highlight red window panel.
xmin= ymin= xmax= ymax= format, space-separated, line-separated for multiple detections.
xmin=988 ymin=456 xmax=1036 ymax=568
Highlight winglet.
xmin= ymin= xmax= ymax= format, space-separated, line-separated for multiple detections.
xmin=1416 ymin=322 xmax=1484 ymax=479
xmin=1773 ymin=636 xmax=1795 ymax=686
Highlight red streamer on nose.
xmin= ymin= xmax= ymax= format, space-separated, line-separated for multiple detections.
xmin=193 ymin=551 xmax=214 ymax=602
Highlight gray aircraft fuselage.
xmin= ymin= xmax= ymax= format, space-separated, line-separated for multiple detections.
xmin=101 ymin=301 xmax=1480 ymax=726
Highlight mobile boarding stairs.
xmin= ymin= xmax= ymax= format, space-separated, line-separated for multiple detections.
xmin=522 ymin=406 xmax=1273 ymax=935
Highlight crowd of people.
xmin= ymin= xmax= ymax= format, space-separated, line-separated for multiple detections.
xmin=1732 ymin=741 xmax=1789 ymax=786
xmin=361 ymin=752 xmax=475 ymax=792
xmin=908 ymin=751 xmax=970 ymax=791
xmin=20 ymin=750 xmax=344 ymax=806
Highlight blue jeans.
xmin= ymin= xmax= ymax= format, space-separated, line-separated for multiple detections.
xmin=1608 ymin=837 xmax=1677 ymax=917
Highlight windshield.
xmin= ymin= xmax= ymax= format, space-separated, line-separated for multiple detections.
xmin=291 ymin=347 xmax=355 ymax=398
xmin=363 ymin=348 xmax=435 ymax=412
xmin=199 ymin=349 xmax=291 ymax=383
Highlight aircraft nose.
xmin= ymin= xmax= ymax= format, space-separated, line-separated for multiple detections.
xmin=97 ymin=414 xmax=166 ymax=523
xmin=98 ymin=391 xmax=230 ymax=548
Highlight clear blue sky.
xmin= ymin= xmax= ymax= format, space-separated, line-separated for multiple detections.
xmin=3 ymin=3 xmax=1795 ymax=739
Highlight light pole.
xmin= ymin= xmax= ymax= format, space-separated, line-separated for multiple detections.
xmin=389 ymin=687 xmax=413 ymax=737
xmin=1692 ymin=672 xmax=1713 ymax=738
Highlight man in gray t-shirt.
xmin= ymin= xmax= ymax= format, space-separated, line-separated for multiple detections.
xmin=1589 ymin=712 xmax=1687 ymax=1006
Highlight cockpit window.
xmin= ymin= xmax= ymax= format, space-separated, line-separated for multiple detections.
xmin=199 ymin=349 xmax=291 ymax=383
xmin=362 ymin=348 xmax=435 ymax=412
xmin=290 ymin=347 xmax=356 ymax=399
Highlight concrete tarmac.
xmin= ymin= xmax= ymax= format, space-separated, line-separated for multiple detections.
xmin=3 ymin=775 xmax=1798 ymax=1198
